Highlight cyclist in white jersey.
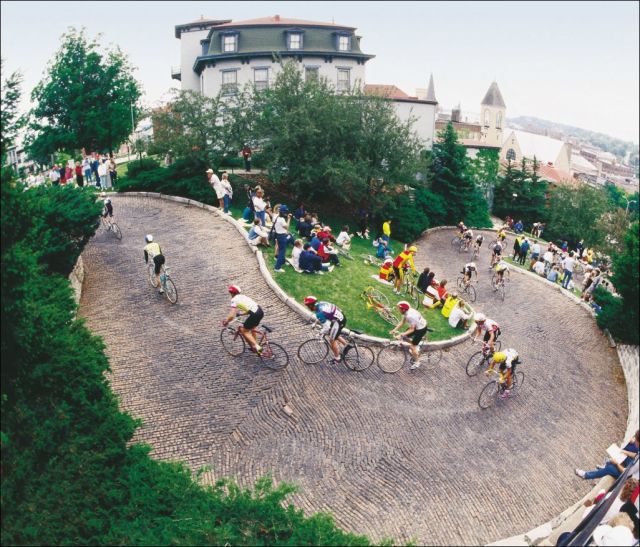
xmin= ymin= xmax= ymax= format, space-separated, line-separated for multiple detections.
xmin=390 ymin=301 xmax=429 ymax=369
xmin=223 ymin=285 xmax=264 ymax=354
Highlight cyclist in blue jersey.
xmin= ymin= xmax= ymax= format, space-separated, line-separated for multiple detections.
xmin=303 ymin=296 xmax=347 ymax=364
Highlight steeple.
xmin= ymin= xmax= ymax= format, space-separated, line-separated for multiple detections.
xmin=426 ymin=73 xmax=437 ymax=103
xmin=481 ymin=81 xmax=506 ymax=108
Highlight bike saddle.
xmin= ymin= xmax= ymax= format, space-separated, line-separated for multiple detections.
xmin=262 ymin=325 xmax=273 ymax=333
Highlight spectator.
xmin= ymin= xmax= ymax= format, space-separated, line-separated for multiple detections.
xmin=75 ymin=161 xmax=84 ymax=187
xmin=537 ymin=222 xmax=545 ymax=239
xmin=356 ymin=207 xmax=369 ymax=238
xmin=378 ymin=258 xmax=394 ymax=281
xmin=375 ymin=238 xmax=393 ymax=260
xmin=576 ymin=239 xmax=585 ymax=259
xmin=428 ymin=279 xmax=449 ymax=309
xmin=82 ymin=156 xmax=92 ymax=183
xmin=336 ymin=226 xmax=352 ymax=248
xmin=291 ymin=239 xmax=303 ymax=270
xmin=543 ymin=247 xmax=554 ymax=275
xmin=547 ymin=266 xmax=560 ymax=283
xmin=242 ymin=144 xmax=252 ymax=172
xmin=273 ymin=205 xmax=293 ymax=273
xmin=221 ymin=172 xmax=233 ymax=214
xmin=417 ymin=267 xmax=432 ymax=293
xmin=562 ymin=240 xmax=569 ymax=253
xmin=583 ymin=269 xmax=603 ymax=302
xmin=382 ymin=219 xmax=392 ymax=243
xmin=299 ymin=243 xmax=331 ymax=274
xmin=592 ymin=513 xmax=636 ymax=546
xmin=519 ymin=238 xmax=530 ymax=265
xmin=512 ymin=235 xmax=522 ymax=261
xmin=252 ymin=188 xmax=267 ymax=227
xmin=108 ymin=156 xmax=117 ymax=187
xmin=575 ymin=430 xmax=639 ymax=481
xmin=98 ymin=159 xmax=109 ymax=189
xmin=242 ymin=185 xmax=255 ymax=222
xmin=206 ymin=168 xmax=224 ymax=210
xmin=449 ymin=299 xmax=472 ymax=329
xmin=293 ymin=203 xmax=306 ymax=221
xmin=317 ymin=237 xmax=340 ymax=266
xmin=530 ymin=240 xmax=541 ymax=266
xmin=533 ymin=257 xmax=546 ymax=276
xmin=586 ymin=248 xmax=594 ymax=265
xmin=58 ymin=163 xmax=66 ymax=185
xmin=49 ymin=165 xmax=61 ymax=186
xmin=562 ymin=252 xmax=576 ymax=290
xmin=514 ymin=219 xmax=523 ymax=234
xmin=297 ymin=214 xmax=313 ymax=239
xmin=247 ymin=219 xmax=269 ymax=247
xmin=65 ymin=161 xmax=73 ymax=185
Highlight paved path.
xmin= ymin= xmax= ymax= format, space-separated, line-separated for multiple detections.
xmin=79 ymin=196 xmax=626 ymax=546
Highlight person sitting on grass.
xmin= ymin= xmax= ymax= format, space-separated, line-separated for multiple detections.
xmin=417 ymin=267 xmax=432 ymax=293
xmin=428 ymin=279 xmax=449 ymax=309
xmin=291 ymin=239 xmax=303 ymax=270
xmin=297 ymin=214 xmax=313 ymax=239
xmin=546 ymin=265 xmax=560 ymax=283
xmin=532 ymin=257 xmax=546 ymax=277
xmin=309 ymin=229 xmax=321 ymax=251
xmin=378 ymin=258 xmax=394 ymax=282
xmin=448 ymin=299 xmax=472 ymax=329
xmin=375 ymin=238 xmax=393 ymax=260
xmin=336 ymin=225 xmax=352 ymax=248
xmin=299 ymin=243 xmax=332 ymax=274
xmin=247 ymin=218 xmax=269 ymax=247
xmin=317 ymin=237 xmax=340 ymax=266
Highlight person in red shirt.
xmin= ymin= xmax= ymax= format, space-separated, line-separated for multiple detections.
xmin=428 ymin=279 xmax=449 ymax=309
xmin=317 ymin=237 xmax=339 ymax=266
xmin=75 ymin=161 xmax=84 ymax=187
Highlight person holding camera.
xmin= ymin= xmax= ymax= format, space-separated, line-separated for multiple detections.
xmin=273 ymin=205 xmax=293 ymax=273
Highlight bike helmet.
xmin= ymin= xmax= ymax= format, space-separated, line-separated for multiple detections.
xmin=474 ymin=313 xmax=486 ymax=323
xmin=145 ymin=234 xmax=153 ymax=243
xmin=408 ymin=245 xmax=418 ymax=253
xmin=397 ymin=301 xmax=411 ymax=312
xmin=228 ymin=285 xmax=241 ymax=295
xmin=303 ymin=295 xmax=318 ymax=307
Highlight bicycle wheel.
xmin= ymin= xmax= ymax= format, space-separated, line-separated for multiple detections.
xmin=466 ymin=283 xmax=477 ymax=303
xmin=494 ymin=340 xmax=502 ymax=352
xmin=376 ymin=344 xmax=406 ymax=373
xmin=343 ymin=344 xmax=375 ymax=371
xmin=148 ymin=263 xmax=158 ymax=287
xmin=456 ymin=277 xmax=465 ymax=291
xmin=164 ymin=278 xmax=178 ymax=304
xmin=423 ymin=348 xmax=443 ymax=367
xmin=498 ymin=283 xmax=505 ymax=301
xmin=339 ymin=248 xmax=354 ymax=260
xmin=478 ymin=381 xmax=499 ymax=409
xmin=511 ymin=371 xmax=525 ymax=395
xmin=368 ymin=288 xmax=390 ymax=309
xmin=260 ymin=342 xmax=289 ymax=370
xmin=297 ymin=338 xmax=329 ymax=365
xmin=465 ymin=351 xmax=486 ymax=377
xmin=378 ymin=306 xmax=400 ymax=326
xmin=458 ymin=241 xmax=467 ymax=253
xmin=220 ymin=327 xmax=246 ymax=357
xmin=111 ymin=222 xmax=122 ymax=240
xmin=451 ymin=236 xmax=461 ymax=247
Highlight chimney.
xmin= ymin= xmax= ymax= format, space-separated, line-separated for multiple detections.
xmin=275 ymin=14 xmax=280 ymax=22
xmin=451 ymin=106 xmax=461 ymax=123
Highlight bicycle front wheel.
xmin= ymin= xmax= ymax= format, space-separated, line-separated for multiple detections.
xmin=297 ymin=338 xmax=329 ymax=365
xmin=511 ymin=371 xmax=525 ymax=396
xmin=148 ymin=263 xmax=158 ymax=287
xmin=466 ymin=284 xmax=477 ymax=303
xmin=260 ymin=342 xmax=289 ymax=370
xmin=343 ymin=344 xmax=375 ymax=371
xmin=111 ymin=222 xmax=122 ymax=240
xmin=424 ymin=348 xmax=443 ymax=367
xmin=478 ymin=381 xmax=499 ymax=409
xmin=376 ymin=345 xmax=406 ymax=373
xmin=220 ymin=327 xmax=246 ymax=357
xmin=368 ymin=288 xmax=390 ymax=308
xmin=465 ymin=351 xmax=486 ymax=377
xmin=164 ymin=278 xmax=178 ymax=304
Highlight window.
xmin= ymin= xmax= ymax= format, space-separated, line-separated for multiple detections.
xmin=305 ymin=66 xmax=319 ymax=83
xmin=483 ymin=110 xmax=490 ymax=127
xmin=496 ymin=112 xmax=502 ymax=129
xmin=506 ymin=148 xmax=516 ymax=161
xmin=288 ymin=33 xmax=302 ymax=50
xmin=338 ymin=35 xmax=350 ymax=51
xmin=221 ymin=70 xmax=238 ymax=95
xmin=222 ymin=34 xmax=237 ymax=53
xmin=337 ymin=68 xmax=350 ymax=92
xmin=254 ymin=68 xmax=268 ymax=91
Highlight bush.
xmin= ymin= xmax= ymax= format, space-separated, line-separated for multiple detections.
xmin=126 ymin=157 xmax=160 ymax=179
xmin=593 ymin=286 xmax=638 ymax=345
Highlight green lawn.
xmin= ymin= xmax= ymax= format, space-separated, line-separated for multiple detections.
xmin=226 ymin=207 xmax=461 ymax=341
xmin=502 ymin=256 xmax=583 ymax=298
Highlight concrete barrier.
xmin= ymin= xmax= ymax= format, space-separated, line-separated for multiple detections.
xmin=68 ymin=255 xmax=85 ymax=311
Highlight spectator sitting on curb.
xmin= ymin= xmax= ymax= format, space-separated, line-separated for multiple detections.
xmin=247 ymin=219 xmax=269 ymax=247
xmin=533 ymin=257 xmax=546 ymax=277
xmin=547 ymin=265 xmax=560 ymax=283
xmin=575 ymin=430 xmax=639 ymax=481
xmin=428 ymin=279 xmax=449 ymax=309
xmin=448 ymin=299 xmax=472 ymax=329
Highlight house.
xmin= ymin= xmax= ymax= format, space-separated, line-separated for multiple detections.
xmin=173 ymin=15 xmax=374 ymax=97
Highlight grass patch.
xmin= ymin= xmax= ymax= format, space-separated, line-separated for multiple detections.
xmin=502 ymin=256 xmax=582 ymax=297
xmin=227 ymin=209 xmax=461 ymax=341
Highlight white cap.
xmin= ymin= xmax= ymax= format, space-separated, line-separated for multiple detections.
xmin=592 ymin=524 xmax=634 ymax=546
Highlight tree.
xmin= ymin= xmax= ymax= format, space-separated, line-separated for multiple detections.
xmin=469 ymin=148 xmax=499 ymax=211
xmin=430 ymin=122 xmax=490 ymax=226
xmin=1 ymin=59 xmax=24 ymax=166
xmin=26 ymin=28 xmax=141 ymax=157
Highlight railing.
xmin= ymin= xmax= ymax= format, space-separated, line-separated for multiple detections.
xmin=170 ymin=66 xmax=181 ymax=81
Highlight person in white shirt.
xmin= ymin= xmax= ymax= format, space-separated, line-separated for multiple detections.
xmin=543 ymin=249 xmax=554 ymax=275
xmin=562 ymin=252 xmax=576 ymax=289
xmin=390 ymin=301 xmax=429 ymax=369
xmin=336 ymin=225 xmax=352 ymax=248
xmin=252 ymin=189 xmax=267 ymax=226
xmin=220 ymin=172 xmax=233 ymax=214
xmin=533 ymin=258 xmax=546 ymax=276
xmin=206 ymin=168 xmax=224 ymax=210
xmin=98 ymin=160 xmax=109 ymax=189
xmin=291 ymin=239 xmax=303 ymax=270
xmin=49 ymin=166 xmax=61 ymax=185
xmin=274 ymin=205 xmax=293 ymax=272
xmin=449 ymin=299 xmax=472 ymax=329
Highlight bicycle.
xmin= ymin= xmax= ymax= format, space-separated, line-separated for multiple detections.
xmin=337 ymin=244 xmax=354 ymax=261
xmin=360 ymin=286 xmax=400 ymax=325
xmin=459 ymin=238 xmax=472 ymax=253
xmin=490 ymin=273 xmax=508 ymax=301
xmin=478 ymin=368 xmax=525 ymax=409
xmin=402 ymin=270 xmax=422 ymax=308
xmin=361 ymin=253 xmax=383 ymax=267
xmin=220 ymin=320 xmax=289 ymax=370
xmin=148 ymin=263 xmax=178 ymax=304
xmin=376 ymin=331 xmax=442 ymax=373
xmin=297 ymin=323 xmax=375 ymax=371
xmin=451 ymin=233 xmax=464 ymax=247
xmin=100 ymin=215 xmax=122 ymax=240
xmin=465 ymin=339 xmax=503 ymax=377
xmin=456 ymin=276 xmax=477 ymax=303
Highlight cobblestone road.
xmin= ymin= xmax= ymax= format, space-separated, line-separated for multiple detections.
xmin=79 ymin=196 xmax=627 ymax=546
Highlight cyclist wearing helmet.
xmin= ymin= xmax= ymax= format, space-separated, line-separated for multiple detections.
xmin=471 ymin=313 xmax=501 ymax=352
xmin=457 ymin=221 xmax=467 ymax=235
xmin=474 ymin=233 xmax=484 ymax=250
xmin=102 ymin=197 xmax=113 ymax=218
xmin=463 ymin=227 xmax=474 ymax=241
xmin=486 ymin=348 xmax=520 ymax=397
xmin=303 ymin=296 xmax=347 ymax=363
xmin=494 ymin=259 xmax=511 ymax=282
xmin=462 ymin=261 xmax=478 ymax=285
xmin=223 ymin=285 xmax=264 ymax=354
xmin=143 ymin=235 xmax=165 ymax=293
xmin=392 ymin=245 xmax=418 ymax=295
xmin=390 ymin=301 xmax=429 ymax=369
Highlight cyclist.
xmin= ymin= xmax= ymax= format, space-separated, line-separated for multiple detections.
xmin=222 ymin=285 xmax=264 ymax=354
xmin=461 ymin=261 xmax=478 ymax=286
xmin=390 ymin=301 xmax=429 ymax=369
xmin=471 ymin=313 xmax=501 ymax=353
xmin=100 ymin=193 xmax=114 ymax=219
xmin=491 ymin=240 xmax=503 ymax=267
xmin=392 ymin=245 xmax=418 ymax=295
xmin=303 ymin=296 xmax=347 ymax=364
xmin=378 ymin=258 xmax=394 ymax=282
xmin=143 ymin=234 xmax=165 ymax=293
xmin=486 ymin=348 xmax=521 ymax=397
xmin=497 ymin=228 xmax=507 ymax=243
xmin=474 ymin=233 xmax=484 ymax=253
xmin=494 ymin=259 xmax=511 ymax=284
xmin=457 ymin=220 xmax=467 ymax=235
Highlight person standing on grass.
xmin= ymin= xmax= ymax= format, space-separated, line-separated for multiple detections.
xmin=82 ymin=156 xmax=92 ymax=183
xmin=221 ymin=172 xmax=233 ymax=214
xmin=561 ymin=252 xmax=576 ymax=290
xmin=273 ymin=205 xmax=293 ymax=273
xmin=242 ymin=144 xmax=252 ymax=172
xmin=75 ymin=161 xmax=84 ymax=187
xmin=207 ymin=168 xmax=224 ymax=210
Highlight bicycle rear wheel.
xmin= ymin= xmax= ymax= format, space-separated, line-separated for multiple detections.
xmin=260 ymin=342 xmax=289 ymax=370
xmin=478 ymin=381 xmax=499 ymax=409
xmin=378 ymin=306 xmax=399 ymax=326
xmin=424 ymin=349 xmax=443 ymax=367
xmin=466 ymin=284 xmax=477 ymax=303
xmin=465 ymin=351 xmax=486 ymax=377
xmin=164 ymin=278 xmax=178 ymax=304
xmin=376 ymin=345 xmax=406 ymax=373
xmin=111 ymin=222 xmax=122 ymax=240
xmin=451 ymin=236 xmax=460 ymax=247
xmin=343 ymin=344 xmax=375 ymax=371
xmin=148 ymin=263 xmax=158 ymax=287
xmin=511 ymin=371 xmax=525 ymax=396
xmin=297 ymin=338 xmax=329 ymax=365
xmin=220 ymin=327 xmax=246 ymax=357
xmin=498 ymin=283 xmax=505 ymax=301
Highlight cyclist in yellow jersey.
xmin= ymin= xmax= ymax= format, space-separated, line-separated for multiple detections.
xmin=143 ymin=234 xmax=165 ymax=293
xmin=222 ymin=285 xmax=264 ymax=353
xmin=494 ymin=259 xmax=511 ymax=283
xmin=392 ymin=245 xmax=418 ymax=294
xmin=486 ymin=348 xmax=520 ymax=398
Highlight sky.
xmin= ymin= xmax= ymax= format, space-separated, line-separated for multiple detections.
xmin=2 ymin=0 xmax=638 ymax=144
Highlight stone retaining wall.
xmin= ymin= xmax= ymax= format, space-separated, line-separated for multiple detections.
xmin=68 ymin=255 xmax=85 ymax=311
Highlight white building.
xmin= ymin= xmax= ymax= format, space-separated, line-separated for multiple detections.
xmin=501 ymin=129 xmax=572 ymax=178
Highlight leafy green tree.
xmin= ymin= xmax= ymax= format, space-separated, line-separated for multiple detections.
xmin=26 ymin=28 xmax=141 ymax=157
xmin=430 ymin=122 xmax=490 ymax=226
xmin=469 ymin=148 xmax=499 ymax=211
xmin=1 ymin=59 xmax=24 ymax=165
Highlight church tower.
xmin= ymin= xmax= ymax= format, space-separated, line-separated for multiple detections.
xmin=480 ymin=82 xmax=506 ymax=146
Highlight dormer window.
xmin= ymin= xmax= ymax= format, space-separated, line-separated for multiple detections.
xmin=222 ymin=33 xmax=238 ymax=53
xmin=337 ymin=34 xmax=351 ymax=51
xmin=288 ymin=32 xmax=303 ymax=50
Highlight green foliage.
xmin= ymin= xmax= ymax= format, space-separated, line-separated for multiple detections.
xmin=0 ymin=59 xmax=24 ymax=165
xmin=125 ymin=157 xmax=160 ymax=179
xmin=593 ymin=287 xmax=637 ymax=345
xmin=26 ymin=28 xmax=142 ymax=156
xmin=469 ymin=148 xmax=500 ymax=211
xmin=430 ymin=123 xmax=491 ymax=227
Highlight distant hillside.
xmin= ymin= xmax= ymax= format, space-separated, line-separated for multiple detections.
xmin=507 ymin=116 xmax=639 ymax=167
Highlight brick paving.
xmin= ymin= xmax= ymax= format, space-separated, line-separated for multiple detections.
xmin=79 ymin=196 xmax=627 ymax=546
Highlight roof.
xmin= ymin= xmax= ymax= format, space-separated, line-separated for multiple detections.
xmin=571 ymin=153 xmax=598 ymax=174
xmin=503 ymin=129 xmax=567 ymax=164
xmin=215 ymin=15 xmax=354 ymax=29
xmin=364 ymin=84 xmax=413 ymax=100
xmin=175 ymin=18 xmax=230 ymax=38
xmin=537 ymin=164 xmax=571 ymax=184
xmin=481 ymin=82 xmax=506 ymax=108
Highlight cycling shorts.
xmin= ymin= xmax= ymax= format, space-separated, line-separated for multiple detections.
xmin=393 ymin=266 xmax=403 ymax=280
xmin=464 ymin=234 xmax=472 ymax=240
xmin=328 ymin=316 xmax=346 ymax=341
xmin=411 ymin=326 xmax=428 ymax=346
xmin=483 ymin=328 xmax=501 ymax=343
xmin=243 ymin=306 xmax=264 ymax=330
xmin=152 ymin=254 xmax=165 ymax=275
